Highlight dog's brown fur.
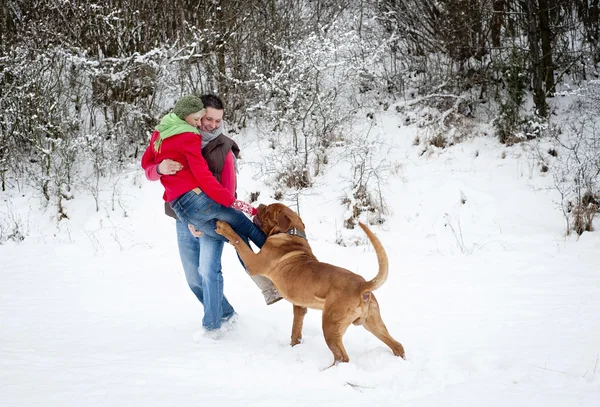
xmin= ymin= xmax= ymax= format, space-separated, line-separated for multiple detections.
xmin=216 ymin=203 xmax=405 ymax=366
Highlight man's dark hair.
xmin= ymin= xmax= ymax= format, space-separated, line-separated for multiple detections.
xmin=200 ymin=94 xmax=224 ymax=110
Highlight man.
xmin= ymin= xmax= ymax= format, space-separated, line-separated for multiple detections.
xmin=143 ymin=94 xmax=281 ymax=332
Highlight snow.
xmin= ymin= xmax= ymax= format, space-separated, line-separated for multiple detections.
xmin=1 ymin=111 xmax=599 ymax=406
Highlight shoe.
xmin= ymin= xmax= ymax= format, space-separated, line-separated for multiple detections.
xmin=222 ymin=312 xmax=238 ymax=323
xmin=263 ymin=288 xmax=283 ymax=305
xmin=205 ymin=315 xmax=237 ymax=339
xmin=203 ymin=327 xmax=226 ymax=340
xmin=267 ymin=296 xmax=283 ymax=305
xmin=193 ymin=327 xmax=224 ymax=342
xmin=221 ymin=313 xmax=239 ymax=331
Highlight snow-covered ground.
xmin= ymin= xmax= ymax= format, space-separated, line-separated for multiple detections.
xmin=1 ymin=111 xmax=599 ymax=406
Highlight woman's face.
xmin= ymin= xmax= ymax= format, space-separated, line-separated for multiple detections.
xmin=199 ymin=107 xmax=224 ymax=132
xmin=184 ymin=111 xmax=204 ymax=127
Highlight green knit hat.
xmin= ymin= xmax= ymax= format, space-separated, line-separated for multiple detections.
xmin=172 ymin=95 xmax=204 ymax=119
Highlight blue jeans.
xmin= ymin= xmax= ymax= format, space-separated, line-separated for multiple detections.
xmin=170 ymin=190 xmax=266 ymax=248
xmin=176 ymin=219 xmax=235 ymax=328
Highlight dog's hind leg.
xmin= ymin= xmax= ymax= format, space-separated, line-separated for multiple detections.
xmin=291 ymin=305 xmax=307 ymax=346
xmin=322 ymin=305 xmax=353 ymax=365
xmin=362 ymin=295 xmax=405 ymax=359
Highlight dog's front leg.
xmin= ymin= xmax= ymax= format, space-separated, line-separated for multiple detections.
xmin=215 ymin=221 xmax=262 ymax=275
xmin=291 ymin=305 xmax=307 ymax=346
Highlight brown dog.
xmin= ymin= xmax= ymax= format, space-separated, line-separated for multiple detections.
xmin=215 ymin=203 xmax=405 ymax=366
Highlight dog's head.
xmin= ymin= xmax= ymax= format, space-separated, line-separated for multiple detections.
xmin=254 ymin=203 xmax=306 ymax=237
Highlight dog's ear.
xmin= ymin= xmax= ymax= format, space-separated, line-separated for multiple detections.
xmin=298 ymin=216 xmax=306 ymax=230
xmin=277 ymin=211 xmax=292 ymax=232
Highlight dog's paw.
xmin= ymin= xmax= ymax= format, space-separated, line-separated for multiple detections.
xmin=215 ymin=221 xmax=232 ymax=236
xmin=215 ymin=221 xmax=239 ymax=244
xmin=290 ymin=337 xmax=303 ymax=346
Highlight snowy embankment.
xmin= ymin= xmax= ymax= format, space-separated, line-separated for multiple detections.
xmin=1 ymin=111 xmax=599 ymax=406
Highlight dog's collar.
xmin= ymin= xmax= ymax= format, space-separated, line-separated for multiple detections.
xmin=286 ymin=227 xmax=307 ymax=240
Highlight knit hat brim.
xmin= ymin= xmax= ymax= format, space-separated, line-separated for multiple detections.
xmin=173 ymin=95 xmax=205 ymax=119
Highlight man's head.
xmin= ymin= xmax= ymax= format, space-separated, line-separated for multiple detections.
xmin=199 ymin=94 xmax=225 ymax=132
xmin=173 ymin=95 xmax=205 ymax=127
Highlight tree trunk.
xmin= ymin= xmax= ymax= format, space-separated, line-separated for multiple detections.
xmin=215 ymin=0 xmax=228 ymax=105
xmin=524 ymin=0 xmax=547 ymax=117
xmin=491 ymin=0 xmax=505 ymax=47
xmin=578 ymin=0 xmax=600 ymax=63
xmin=538 ymin=0 xmax=555 ymax=96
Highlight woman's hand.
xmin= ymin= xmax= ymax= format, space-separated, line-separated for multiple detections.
xmin=158 ymin=159 xmax=183 ymax=175
xmin=231 ymin=199 xmax=258 ymax=216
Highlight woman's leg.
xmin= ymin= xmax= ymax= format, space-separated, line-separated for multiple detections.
xmin=209 ymin=206 xmax=266 ymax=248
xmin=171 ymin=191 xmax=266 ymax=248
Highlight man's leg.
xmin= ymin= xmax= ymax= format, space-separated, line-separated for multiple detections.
xmin=197 ymin=235 xmax=230 ymax=330
xmin=176 ymin=219 xmax=204 ymax=305
xmin=176 ymin=219 xmax=235 ymax=316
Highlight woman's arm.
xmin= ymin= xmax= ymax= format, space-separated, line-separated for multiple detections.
xmin=145 ymin=159 xmax=183 ymax=181
xmin=182 ymin=135 xmax=236 ymax=207
xmin=141 ymin=132 xmax=183 ymax=181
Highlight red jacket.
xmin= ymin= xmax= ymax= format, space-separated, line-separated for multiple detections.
xmin=141 ymin=130 xmax=236 ymax=206
xmin=220 ymin=151 xmax=236 ymax=194
xmin=144 ymin=151 xmax=236 ymax=194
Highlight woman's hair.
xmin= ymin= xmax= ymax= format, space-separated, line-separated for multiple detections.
xmin=200 ymin=94 xmax=224 ymax=110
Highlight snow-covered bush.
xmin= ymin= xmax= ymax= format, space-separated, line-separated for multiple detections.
xmin=0 ymin=205 xmax=26 ymax=244
xmin=243 ymin=18 xmax=366 ymax=194
xmin=0 ymin=47 xmax=82 ymax=217
xmin=339 ymin=126 xmax=398 ymax=229
xmin=550 ymin=85 xmax=600 ymax=235
xmin=493 ymin=46 xmax=529 ymax=145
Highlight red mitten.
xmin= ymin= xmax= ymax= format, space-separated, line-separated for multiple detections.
xmin=231 ymin=199 xmax=258 ymax=216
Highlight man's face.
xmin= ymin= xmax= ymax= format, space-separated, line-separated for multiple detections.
xmin=199 ymin=107 xmax=224 ymax=132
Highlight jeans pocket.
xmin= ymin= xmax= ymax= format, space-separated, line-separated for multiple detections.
xmin=170 ymin=191 xmax=195 ymax=223
xmin=186 ymin=192 xmax=217 ymax=218
xmin=173 ymin=190 xmax=194 ymax=207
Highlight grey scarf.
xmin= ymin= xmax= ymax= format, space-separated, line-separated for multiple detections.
xmin=199 ymin=122 xmax=239 ymax=173
xmin=199 ymin=122 xmax=224 ymax=148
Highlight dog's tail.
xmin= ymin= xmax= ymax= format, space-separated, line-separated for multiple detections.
xmin=359 ymin=222 xmax=389 ymax=293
